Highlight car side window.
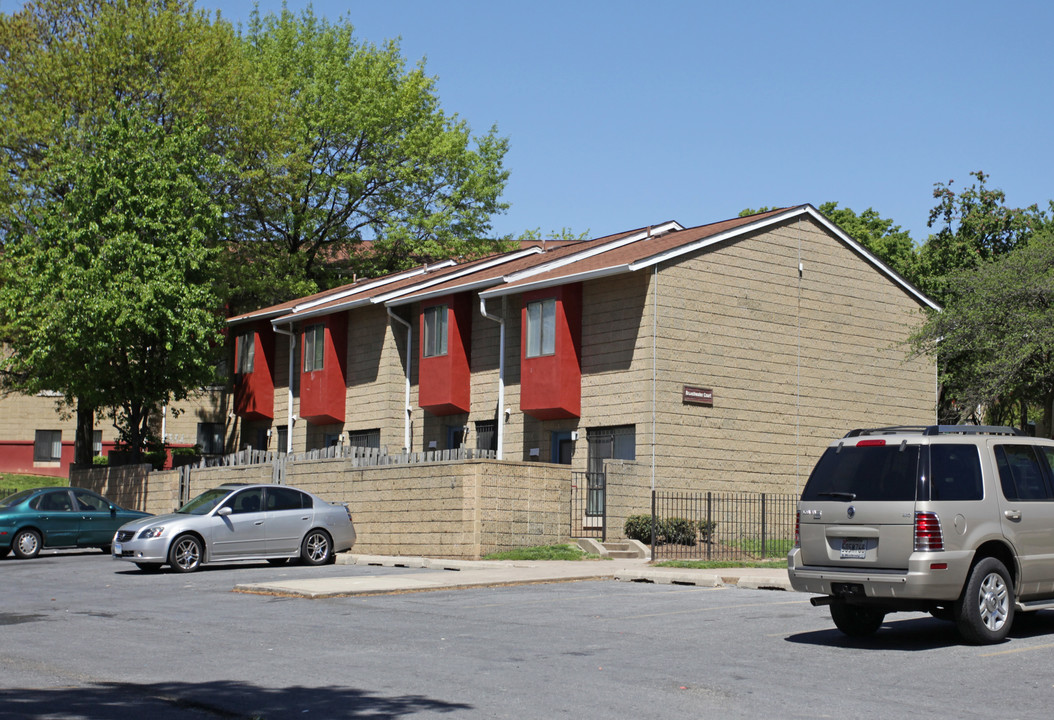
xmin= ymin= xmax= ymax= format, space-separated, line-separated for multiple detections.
xmin=222 ymin=488 xmax=263 ymax=514
xmin=73 ymin=490 xmax=109 ymax=511
xmin=34 ymin=491 xmax=73 ymax=512
xmin=995 ymin=445 xmax=1054 ymax=501
xmin=929 ymin=445 xmax=984 ymax=501
xmin=266 ymin=487 xmax=310 ymax=511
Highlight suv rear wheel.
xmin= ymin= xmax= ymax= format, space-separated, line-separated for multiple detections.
xmin=830 ymin=603 xmax=886 ymax=637
xmin=955 ymin=557 xmax=1014 ymax=644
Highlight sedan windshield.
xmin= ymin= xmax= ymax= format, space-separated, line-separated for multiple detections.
xmin=177 ymin=488 xmax=233 ymax=515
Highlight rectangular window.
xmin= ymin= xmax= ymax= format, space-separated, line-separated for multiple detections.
xmin=196 ymin=422 xmax=225 ymax=456
xmin=303 ymin=324 xmax=325 ymax=372
xmin=423 ymin=305 xmax=448 ymax=358
xmin=526 ymin=298 xmax=556 ymax=358
xmin=34 ymin=430 xmax=62 ymax=462
xmin=276 ymin=425 xmax=289 ymax=453
xmin=92 ymin=430 xmax=103 ymax=457
xmin=995 ymin=445 xmax=1054 ymax=501
xmin=236 ymin=331 xmax=255 ymax=374
xmin=347 ymin=429 xmax=381 ymax=449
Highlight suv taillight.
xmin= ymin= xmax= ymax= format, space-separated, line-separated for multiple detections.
xmin=794 ymin=510 xmax=800 ymax=547
xmin=914 ymin=511 xmax=944 ymax=552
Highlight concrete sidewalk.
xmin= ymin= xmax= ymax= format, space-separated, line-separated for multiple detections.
xmin=232 ymin=554 xmax=793 ymax=598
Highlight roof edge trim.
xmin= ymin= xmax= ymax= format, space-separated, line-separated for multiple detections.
xmin=480 ymin=265 xmax=631 ymax=299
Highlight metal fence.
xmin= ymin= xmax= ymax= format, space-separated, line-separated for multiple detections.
xmin=570 ymin=471 xmax=606 ymax=541
xmin=650 ymin=490 xmax=797 ymax=562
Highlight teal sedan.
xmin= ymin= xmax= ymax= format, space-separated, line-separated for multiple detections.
xmin=0 ymin=487 xmax=151 ymax=559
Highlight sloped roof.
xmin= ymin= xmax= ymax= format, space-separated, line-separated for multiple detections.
xmin=228 ymin=205 xmax=938 ymax=327
xmin=478 ymin=205 xmax=937 ymax=310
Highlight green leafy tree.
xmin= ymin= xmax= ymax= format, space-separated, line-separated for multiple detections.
xmin=0 ymin=106 xmax=227 ymax=463
xmin=232 ymin=6 xmax=514 ymax=305
xmin=1 ymin=0 xmax=253 ymax=463
xmin=917 ymin=171 xmax=1049 ymax=304
xmin=910 ymin=228 xmax=1054 ymax=434
xmin=0 ymin=0 xmax=255 ymax=238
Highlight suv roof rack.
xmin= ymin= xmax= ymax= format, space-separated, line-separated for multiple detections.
xmin=844 ymin=425 xmax=1023 ymax=438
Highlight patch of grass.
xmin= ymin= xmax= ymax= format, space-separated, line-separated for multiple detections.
xmin=482 ymin=544 xmax=601 ymax=561
xmin=654 ymin=559 xmax=787 ymax=569
xmin=0 ymin=473 xmax=66 ymax=495
xmin=725 ymin=538 xmax=794 ymax=559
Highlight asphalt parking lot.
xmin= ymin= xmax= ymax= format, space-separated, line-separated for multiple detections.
xmin=4 ymin=551 xmax=1054 ymax=719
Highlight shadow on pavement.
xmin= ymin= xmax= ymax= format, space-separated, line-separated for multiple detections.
xmin=786 ymin=609 xmax=1054 ymax=650
xmin=0 ymin=680 xmax=473 ymax=719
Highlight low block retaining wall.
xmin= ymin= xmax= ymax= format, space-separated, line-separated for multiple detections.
xmin=72 ymin=459 xmax=574 ymax=559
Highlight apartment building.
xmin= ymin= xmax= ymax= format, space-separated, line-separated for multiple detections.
xmin=223 ymin=205 xmax=939 ymax=495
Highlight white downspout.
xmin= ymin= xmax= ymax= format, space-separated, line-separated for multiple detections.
xmin=273 ymin=324 xmax=296 ymax=454
xmin=480 ymin=296 xmax=506 ymax=460
xmin=387 ymin=306 xmax=413 ymax=453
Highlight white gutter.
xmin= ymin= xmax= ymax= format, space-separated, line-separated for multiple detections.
xmin=291 ymin=261 xmax=456 ymax=315
xmin=499 ymin=221 xmax=682 ymax=284
xmin=272 ymin=324 xmax=297 ymax=454
xmin=479 ymin=295 xmax=506 ymax=460
xmin=374 ymin=248 xmax=542 ymax=306
xmin=479 ymin=264 xmax=632 ymax=300
xmin=386 ymin=307 xmax=413 ymax=453
xmin=385 ymin=275 xmax=506 ymax=307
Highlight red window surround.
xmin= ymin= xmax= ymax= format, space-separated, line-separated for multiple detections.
xmin=234 ymin=321 xmax=275 ymax=421
xmin=299 ymin=312 xmax=348 ymax=424
xmin=418 ymin=293 xmax=472 ymax=416
xmin=520 ymin=283 xmax=582 ymax=420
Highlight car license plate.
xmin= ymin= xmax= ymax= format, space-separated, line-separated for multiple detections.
xmin=113 ymin=543 xmax=122 ymax=556
xmin=840 ymin=538 xmax=866 ymax=559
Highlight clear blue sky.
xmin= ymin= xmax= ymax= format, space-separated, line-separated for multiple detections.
xmin=206 ymin=1 xmax=1053 ymax=243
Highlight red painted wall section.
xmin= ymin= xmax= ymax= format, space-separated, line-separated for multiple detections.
xmin=0 ymin=441 xmax=74 ymax=478
xmin=299 ymin=312 xmax=348 ymax=424
xmin=419 ymin=293 xmax=472 ymax=416
xmin=234 ymin=321 xmax=275 ymax=421
xmin=520 ymin=283 xmax=582 ymax=420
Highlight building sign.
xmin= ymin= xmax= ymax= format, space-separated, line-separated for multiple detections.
xmin=682 ymin=386 xmax=713 ymax=406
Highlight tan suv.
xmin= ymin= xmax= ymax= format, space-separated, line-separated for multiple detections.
xmin=788 ymin=425 xmax=1054 ymax=644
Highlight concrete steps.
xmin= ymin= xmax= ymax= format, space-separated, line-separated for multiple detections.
xmin=576 ymin=538 xmax=650 ymax=560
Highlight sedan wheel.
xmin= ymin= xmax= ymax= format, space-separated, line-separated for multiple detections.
xmin=12 ymin=529 xmax=42 ymax=559
xmin=169 ymin=535 xmax=203 ymax=573
xmin=300 ymin=530 xmax=332 ymax=566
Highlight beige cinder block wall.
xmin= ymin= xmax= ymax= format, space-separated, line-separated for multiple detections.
xmin=579 ymin=215 xmax=935 ymax=517
xmin=96 ymin=458 xmax=573 ymax=559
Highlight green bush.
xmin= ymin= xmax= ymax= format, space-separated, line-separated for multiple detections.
xmin=92 ymin=455 xmax=109 ymax=466
xmin=698 ymin=519 xmax=717 ymax=542
xmin=664 ymin=517 xmax=698 ymax=545
xmin=623 ymin=515 xmax=719 ymax=546
xmin=624 ymin=514 xmax=655 ymax=543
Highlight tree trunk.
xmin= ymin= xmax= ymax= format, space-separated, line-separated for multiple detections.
xmin=74 ymin=403 xmax=95 ymax=468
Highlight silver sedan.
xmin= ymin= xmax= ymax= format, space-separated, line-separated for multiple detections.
xmin=112 ymin=483 xmax=356 ymax=573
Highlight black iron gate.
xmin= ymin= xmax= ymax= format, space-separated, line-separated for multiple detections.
xmin=570 ymin=471 xmax=606 ymax=541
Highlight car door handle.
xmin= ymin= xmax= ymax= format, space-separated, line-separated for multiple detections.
xmin=1005 ymin=510 xmax=1022 ymax=521
xmin=254 ymin=521 xmax=264 ymax=526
